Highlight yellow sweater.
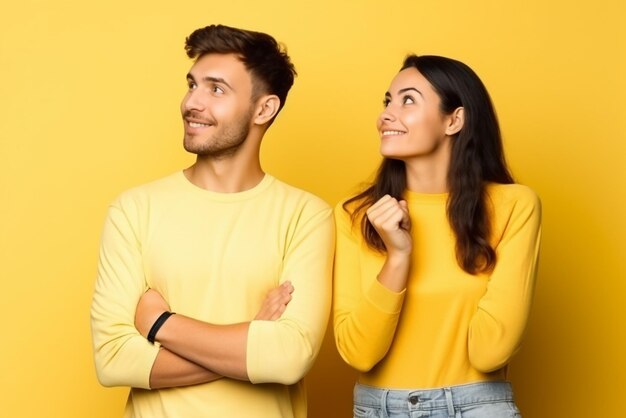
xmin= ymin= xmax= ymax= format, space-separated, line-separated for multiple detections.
xmin=91 ymin=172 xmax=334 ymax=418
xmin=333 ymin=183 xmax=541 ymax=389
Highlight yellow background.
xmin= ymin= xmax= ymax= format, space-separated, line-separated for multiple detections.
xmin=1 ymin=0 xmax=624 ymax=416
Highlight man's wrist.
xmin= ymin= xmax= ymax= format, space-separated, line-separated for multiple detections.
xmin=147 ymin=311 xmax=175 ymax=344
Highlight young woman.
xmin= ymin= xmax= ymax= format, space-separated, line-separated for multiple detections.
xmin=333 ymin=55 xmax=541 ymax=417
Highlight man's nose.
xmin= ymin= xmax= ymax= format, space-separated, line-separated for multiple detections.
xmin=183 ymin=90 xmax=206 ymax=112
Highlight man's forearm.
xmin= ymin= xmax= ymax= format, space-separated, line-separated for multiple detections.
xmin=154 ymin=314 xmax=250 ymax=381
xmin=149 ymin=347 xmax=223 ymax=389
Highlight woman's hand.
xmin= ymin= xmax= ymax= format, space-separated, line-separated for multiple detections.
xmin=367 ymin=195 xmax=413 ymax=292
xmin=135 ymin=288 xmax=171 ymax=338
xmin=366 ymin=195 xmax=412 ymax=256
xmin=254 ymin=281 xmax=294 ymax=321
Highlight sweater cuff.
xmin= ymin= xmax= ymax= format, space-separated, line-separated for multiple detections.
xmin=365 ymin=278 xmax=405 ymax=314
xmin=247 ymin=320 xmax=284 ymax=384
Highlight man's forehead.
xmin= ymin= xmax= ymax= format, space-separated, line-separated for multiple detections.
xmin=189 ymin=54 xmax=246 ymax=78
xmin=187 ymin=54 xmax=257 ymax=96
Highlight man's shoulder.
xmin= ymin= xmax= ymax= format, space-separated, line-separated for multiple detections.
xmin=112 ymin=172 xmax=182 ymax=208
xmin=268 ymin=176 xmax=331 ymax=212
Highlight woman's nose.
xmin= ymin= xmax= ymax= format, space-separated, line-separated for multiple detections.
xmin=379 ymin=107 xmax=396 ymax=123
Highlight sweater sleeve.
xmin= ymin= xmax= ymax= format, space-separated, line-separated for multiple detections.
xmin=332 ymin=202 xmax=406 ymax=372
xmin=468 ymin=187 xmax=542 ymax=372
xmin=90 ymin=200 xmax=159 ymax=388
xmin=246 ymin=202 xmax=335 ymax=385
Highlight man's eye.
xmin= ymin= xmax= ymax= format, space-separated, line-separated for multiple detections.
xmin=187 ymin=82 xmax=197 ymax=90
xmin=212 ymin=86 xmax=224 ymax=94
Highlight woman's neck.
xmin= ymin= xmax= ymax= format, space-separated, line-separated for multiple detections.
xmin=403 ymin=148 xmax=450 ymax=194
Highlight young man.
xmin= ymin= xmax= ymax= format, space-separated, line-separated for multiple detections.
xmin=91 ymin=25 xmax=334 ymax=418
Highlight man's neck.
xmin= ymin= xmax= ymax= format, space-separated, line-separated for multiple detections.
xmin=184 ymin=156 xmax=264 ymax=193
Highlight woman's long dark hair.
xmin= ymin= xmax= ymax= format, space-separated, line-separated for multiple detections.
xmin=344 ymin=55 xmax=513 ymax=274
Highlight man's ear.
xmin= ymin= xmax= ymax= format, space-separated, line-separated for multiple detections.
xmin=445 ymin=107 xmax=464 ymax=136
xmin=254 ymin=95 xmax=280 ymax=126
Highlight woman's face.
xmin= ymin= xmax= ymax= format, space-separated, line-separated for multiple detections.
xmin=377 ymin=67 xmax=453 ymax=162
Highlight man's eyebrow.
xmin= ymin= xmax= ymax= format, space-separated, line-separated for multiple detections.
xmin=186 ymin=73 xmax=234 ymax=91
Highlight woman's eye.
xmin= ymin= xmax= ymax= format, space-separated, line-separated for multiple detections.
xmin=382 ymin=98 xmax=390 ymax=108
xmin=403 ymin=96 xmax=415 ymax=105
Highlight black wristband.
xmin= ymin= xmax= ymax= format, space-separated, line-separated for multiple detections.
xmin=147 ymin=311 xmax=175 ymax=344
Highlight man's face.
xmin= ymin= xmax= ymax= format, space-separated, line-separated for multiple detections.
xmin=181 ymin=53 xmax=256 ymax=158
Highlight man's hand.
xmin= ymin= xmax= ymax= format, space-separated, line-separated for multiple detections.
xmin=135 ymin=289 xmax=170 ymax=338
xmin=254 ymin=281 xmax=294 ymax=321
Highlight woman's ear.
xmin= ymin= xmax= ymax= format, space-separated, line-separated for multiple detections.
xmin=254 ymin=95 xmax=280 ymax=126
xmin=445 ymin=107 xmax=464 ymax=136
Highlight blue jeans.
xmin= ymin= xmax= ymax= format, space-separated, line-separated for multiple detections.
xmin=353 ymin=381 xmax=521 ymax=418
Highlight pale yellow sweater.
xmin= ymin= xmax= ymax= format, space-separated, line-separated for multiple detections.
xmin=91 ymin=172 xmax=334 ymax=418
xmin=333 ymin=183 xmax=541 ymax=389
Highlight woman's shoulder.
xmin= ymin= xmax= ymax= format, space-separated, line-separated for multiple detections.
xmin=334 ymin=196 xmax=361 ymax=222
xmin=486 ymin=183 xmax=541 ymax=217
xmin=335 ymin=195 xmax=363 ymax=211
xmin=487 ymin=182 xmax=539 ymax=203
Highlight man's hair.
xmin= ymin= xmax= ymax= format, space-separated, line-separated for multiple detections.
xmin=185 ymin=24 xmax=296 ymax=118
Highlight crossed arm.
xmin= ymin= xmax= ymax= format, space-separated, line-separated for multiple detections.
xmin=92 ymin=200 xmax=333 ymax=390
xmin=135 ymin=283 xmax=294 ymax=388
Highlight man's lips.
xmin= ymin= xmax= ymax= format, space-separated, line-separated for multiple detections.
xmin=187 ymin=120 xmax=212 ymax=128
xmin=184 ymin=115 xmax=215 ymax=131
xmin=183 ymin=111 xmax=214 ymax=129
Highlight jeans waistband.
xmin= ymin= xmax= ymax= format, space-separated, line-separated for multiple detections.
xmin=354 ymin=381 xmax=515 ymax=412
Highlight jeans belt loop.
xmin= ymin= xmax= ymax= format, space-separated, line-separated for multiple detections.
xmin=444 ymin=387 xmax=455 ymax=417
xmin=381 ymin=388 xmax=390 ymax=418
